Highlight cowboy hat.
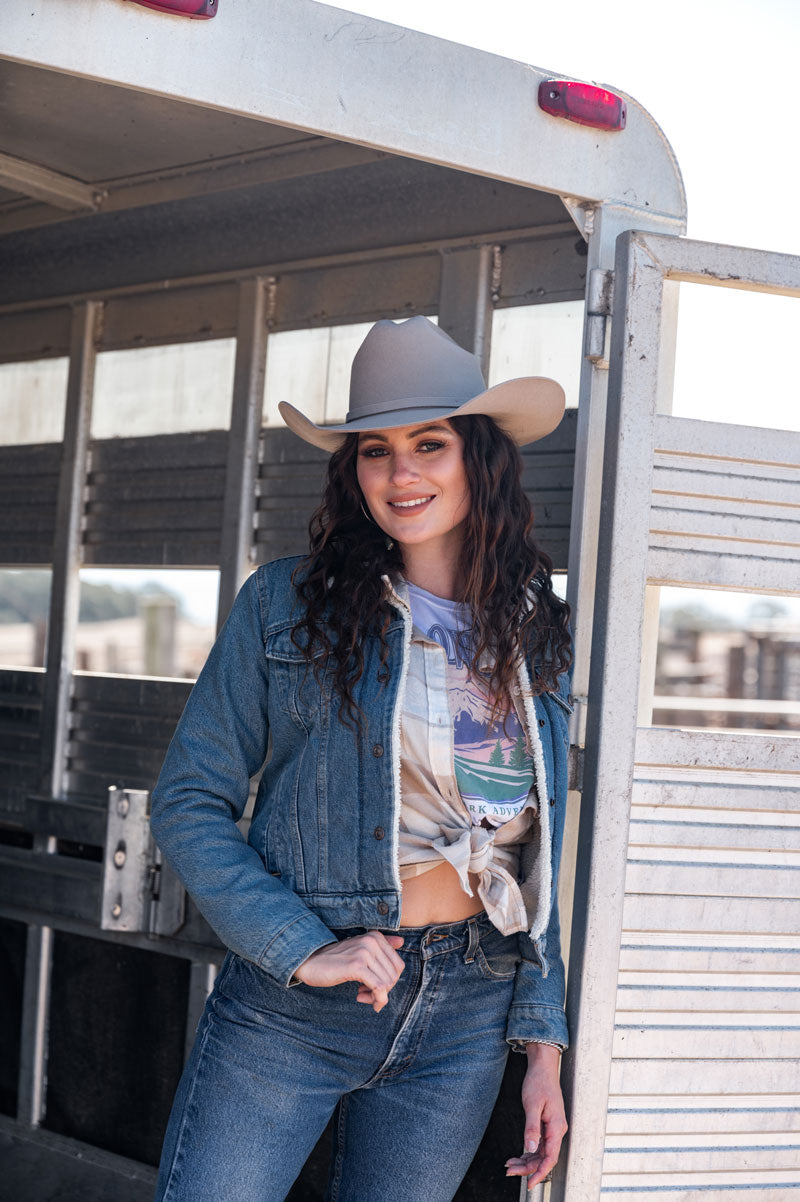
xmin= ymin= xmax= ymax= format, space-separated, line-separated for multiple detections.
xmin=278 ymin=316 xmax=565 ymax=452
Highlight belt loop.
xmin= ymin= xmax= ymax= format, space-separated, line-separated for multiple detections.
xmin=464 ymin=916 xmax=480 ymax=964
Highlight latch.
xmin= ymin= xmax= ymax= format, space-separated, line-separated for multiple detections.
xmin=100 ymin=786 xmax=185 ymax=936
xmin=584 ymin=268 xmax=614 ymax=364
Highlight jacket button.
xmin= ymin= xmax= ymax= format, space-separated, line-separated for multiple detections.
xmin=372 ymin=743 xmax=384 ymax=757
xmin=377 ymin=668 xmax=390 ymax=683
xmin=538 ymin=718 xmax=546 ymax=728
xmin=549 ymin=798 xmax=555 ymax=807
xmin=377 ymin=901 xmax=389 ymax=915
xmin=374 ymin=826 xmax=385 ymax=840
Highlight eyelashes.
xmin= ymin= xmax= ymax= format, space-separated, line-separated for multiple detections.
xmin=358 ymin=440 xmax=447 ymax=458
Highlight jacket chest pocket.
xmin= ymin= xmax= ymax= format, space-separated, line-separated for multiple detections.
xmin=264 ymin=626 xmax=329 ymax=731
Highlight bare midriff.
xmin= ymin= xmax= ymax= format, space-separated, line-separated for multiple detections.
xmin=398 ymin=860 xmax=485 ymax=926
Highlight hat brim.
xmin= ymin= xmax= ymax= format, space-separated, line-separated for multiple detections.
xmin=278 ymin=377 xmax=566 ymax=452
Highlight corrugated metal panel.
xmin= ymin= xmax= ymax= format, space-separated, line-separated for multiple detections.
xmin=0 ymin=669 xmax=43 ymax=816
xmin=66 ymin=673 xmax=190 ymax=800
xmin=84 ymin=432 xmax=228 ymax=566
xmin=0 ymin=444 xmax=60 ymax=564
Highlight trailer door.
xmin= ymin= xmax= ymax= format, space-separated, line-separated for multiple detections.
xmin=556 ymin=231 xmax=800 ymax=1202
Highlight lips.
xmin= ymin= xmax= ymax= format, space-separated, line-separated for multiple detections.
xmin=387 ymin=495 xmax=435 ymax=510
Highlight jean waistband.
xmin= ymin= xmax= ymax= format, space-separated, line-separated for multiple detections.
xmin=331 ymin=910 xmax=496 ymax=958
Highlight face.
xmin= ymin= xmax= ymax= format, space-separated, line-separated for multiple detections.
xmin=356 ymin=420 xmax=471 ymax=555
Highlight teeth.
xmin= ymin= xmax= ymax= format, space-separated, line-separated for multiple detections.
xmin=390 ymin=496 xmax=433 ymax=508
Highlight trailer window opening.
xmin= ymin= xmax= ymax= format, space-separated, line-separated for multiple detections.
xmin=0 ymin=358 xmax=68 ymax=445
xmin=76 ymin=568 xmax=219 ymax=681
xmin=489 ymin=301 xmax=583 ymax=408
xmin=671 ymin=285 xmax=799 ymax=432
xmin=92 ymin=340 xmax=236 ymax=439
xmin=645 ymin=585 xmax=800 ymax=734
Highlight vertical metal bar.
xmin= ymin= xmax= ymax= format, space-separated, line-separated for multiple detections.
xmin=555 ymin=231 xmax=664 ymax=1202
xmin=39 ymin=300 xmax=102 ymax=798
xmin=183 ymin=959 xmax=219 ymax=1064
xmin=217 ymin=277 xmax=269 ymax=629
xmin=437 ymin=244 xmax=494 ymax=376
xmin=17 ymin=920 xmax=54 ymax=1126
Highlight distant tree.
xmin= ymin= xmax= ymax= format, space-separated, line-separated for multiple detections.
xmin=0 ymin=570 xmax=183 ymax=623
xmin=509 ymin=735 xmax=528 ymax=768
xmin=489 ymin=740 xmax=505 ymax=767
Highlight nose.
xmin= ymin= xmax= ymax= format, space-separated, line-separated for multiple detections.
xmin=389 ymin=451 xmax=421 ymax=485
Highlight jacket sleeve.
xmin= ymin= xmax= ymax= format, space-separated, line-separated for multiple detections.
xmin=505 ymin=620 xmax=575 ymax=1052
xmin=505 ymin=890 xmax=569 ymax=1051
xmin=149 ymin=570 xmax=337 ymax=985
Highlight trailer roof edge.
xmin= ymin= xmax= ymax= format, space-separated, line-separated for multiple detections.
xmin=0 ymin=0 xmax=687 ymax=225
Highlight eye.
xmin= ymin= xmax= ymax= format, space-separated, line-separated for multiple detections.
xmin=418 ymin=439 xmax=446 ymax=453
xmin=359 ymin=445 xmax=388 ymax=458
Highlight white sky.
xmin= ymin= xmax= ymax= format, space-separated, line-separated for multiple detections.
xmin=76 ymin=2 xmax=800 ymax=626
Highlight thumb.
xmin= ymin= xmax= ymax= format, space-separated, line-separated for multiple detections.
xmin=524 ymin=1118 xmax=541 ymax=1155
xmin=384 ymin=935 xmax=405 ymax=949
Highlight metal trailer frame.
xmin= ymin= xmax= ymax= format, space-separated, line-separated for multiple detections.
xmin=13 ymin=2 xmax=799 ymax=1200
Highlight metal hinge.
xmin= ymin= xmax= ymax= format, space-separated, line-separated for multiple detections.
xmin=100 ymin=786 xmax=185 ymax=936
xmin=584 ymin=267 xmax=614 ymax=365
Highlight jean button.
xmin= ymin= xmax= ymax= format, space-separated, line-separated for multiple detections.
xmin=538 ymin=718 xmax=546 ymax=728
xmin=377 ymin=901 xmax=389 ymax=915
xmin=374 ymin=826 xmax=385 ymax=840
xmin=372 ymin=743 xmax=384 ymax=757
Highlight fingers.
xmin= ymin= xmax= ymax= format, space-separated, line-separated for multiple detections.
xmin=342 ymin=930 xmax=405 ymax=1012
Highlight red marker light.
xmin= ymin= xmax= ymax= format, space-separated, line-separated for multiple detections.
xmin=126 ymin=0 xmax=217 ymax=17
xmin=538 ymin=80 xmax=626 ymax=131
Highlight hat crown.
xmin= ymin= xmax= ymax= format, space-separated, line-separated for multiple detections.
xmin=348 ymin=316 xmax=486 ymax=422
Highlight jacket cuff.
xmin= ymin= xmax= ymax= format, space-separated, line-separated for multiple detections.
xmin=256 ymin=909 xmax=339 ymax=987
xmin=505 ymin=1003 xmax=569 ymax=1052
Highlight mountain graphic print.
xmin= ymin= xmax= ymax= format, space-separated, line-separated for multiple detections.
xmin=406 ymin=583 xmax=535 ymax=827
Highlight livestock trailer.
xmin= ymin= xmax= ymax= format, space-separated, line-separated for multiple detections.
xmin=0 ymin=2 xmax=798 ymax=1199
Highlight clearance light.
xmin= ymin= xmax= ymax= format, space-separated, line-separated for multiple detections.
xmin=126 ymin=0 xmax=217 ymax=16
xmin=538 ymin=80 xmax=626 ymax=131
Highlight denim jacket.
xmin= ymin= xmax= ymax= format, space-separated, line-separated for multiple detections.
xmin=150 ymin=556 xmax=573 ymax=1050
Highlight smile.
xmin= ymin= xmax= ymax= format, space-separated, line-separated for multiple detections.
xmin=388 ymin=496 xmax=435 ymax=509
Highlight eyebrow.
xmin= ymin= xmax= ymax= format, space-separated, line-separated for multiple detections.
xmin=358 ymin=423 xmax=450 ymax=443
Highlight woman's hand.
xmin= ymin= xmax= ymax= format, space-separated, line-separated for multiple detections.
xmin=505 ymin=1043 xmax=568 ymax=1191
xmin=293 ymin=931 xmax=405 ymax=1013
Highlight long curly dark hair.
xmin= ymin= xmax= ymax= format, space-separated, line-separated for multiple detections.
xmin=290 ymin=414 xmax=572 ymax=730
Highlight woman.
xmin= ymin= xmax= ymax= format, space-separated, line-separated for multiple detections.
xmin=150 ymin=315 xmax=574 ymax=1202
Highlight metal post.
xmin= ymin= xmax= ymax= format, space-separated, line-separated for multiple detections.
xmin=16 ymin=916 xmax=53 ymax=1126
xmin=183 ymin=959 xmax=219 ymax=1064
xmin=555 ymin=230 xmax=670 ymax=1202
xmin=39 ymin=299 xmax=102 ymax=798
xmin=217 ymin=277 xmax=270 ymax=628
xmin=24 ymin=301 xmax=100 ymax=1129
xmin=437 ymin=244 xmax=494 ymax=376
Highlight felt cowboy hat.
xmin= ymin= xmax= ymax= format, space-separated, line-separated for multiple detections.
xmin=278 ymin=315 xmax=565 ymax=452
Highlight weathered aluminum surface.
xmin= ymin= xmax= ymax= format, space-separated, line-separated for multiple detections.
xmin=100 ymin=787 xmax=184 ymax=936
xmin=649 ymin=413 xmax=800 ymax=594
xmin=38 ymin=302 xmax=101 ymax=799
xmin=1 ymin=0 xmax=686 ymax=220
xmin=0 ymin=149 xmax=102 ymax=212
xmin=0 ymin=228 xmax=583 ymax=361
xmin=438 ymin=245 xmax=495 ymax=378
xmin=557 ymin=229 xmax=800 ymax=1202
xmin=0 ymin=443 xmax=60 ymax=563
xmin=218 ymin=278 xmax=270 ymax=621
xmin=16 ymin=922 xmax=52 ymax=1126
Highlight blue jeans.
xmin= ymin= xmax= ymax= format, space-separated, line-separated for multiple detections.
xmin=154 ymin=912 xmax=521 ymax=1201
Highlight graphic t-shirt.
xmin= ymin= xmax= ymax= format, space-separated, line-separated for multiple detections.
xmin=406 ymin=582 xmax=535 ymax=827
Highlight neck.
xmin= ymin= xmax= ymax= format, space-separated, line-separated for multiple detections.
xmin=399 ymin=538 xmax=464 ymax=601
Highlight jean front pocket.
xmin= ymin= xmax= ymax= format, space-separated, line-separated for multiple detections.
xmin=473 ymin=925 xmax=521 ymax=982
